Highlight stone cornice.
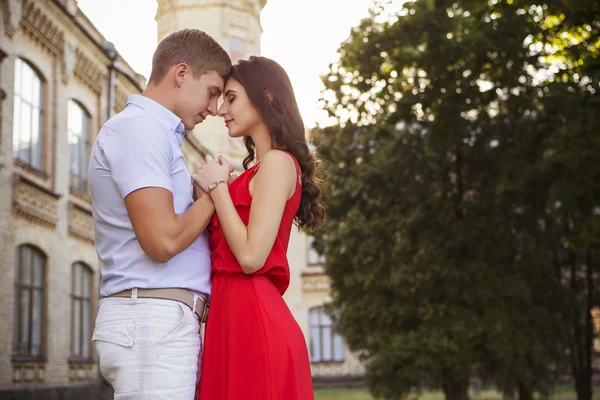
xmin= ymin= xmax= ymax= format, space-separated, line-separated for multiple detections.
xmin=4 ymin=0 xmax=22 ymax=38
xmin=20 ymin=0 xmax=65 ymax=57
xmin=12 ymin=173 xmax=60 ymax=229
xmin=74 ymin=48 xmax=106 ymax=94
xmin=302 ymin=272 xmax=331 ymax=292
xmin=68 ymin=202 xmax=94 ymax=245
xmin=156 ymin=1 xmax=264 ymax=21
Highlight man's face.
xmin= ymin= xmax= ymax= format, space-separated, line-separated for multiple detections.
xmin=175 ymin=69 xmax=224 ymax=131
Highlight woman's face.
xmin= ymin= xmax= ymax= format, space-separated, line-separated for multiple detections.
xmin=218 ymin=78 xmax=264 ymax=138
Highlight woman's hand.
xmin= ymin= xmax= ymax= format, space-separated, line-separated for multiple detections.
xmin=192 ymin=155 xmax=232 ymax=193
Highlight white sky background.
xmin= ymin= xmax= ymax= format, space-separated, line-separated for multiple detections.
xmin=77 ymin=0 xmax=377 ymax=128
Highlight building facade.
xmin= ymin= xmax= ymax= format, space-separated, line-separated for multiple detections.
xmin=0 ymin=0 xmax=205 ymax=397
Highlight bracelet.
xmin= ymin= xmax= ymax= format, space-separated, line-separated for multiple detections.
xmin=208 ymin=179 xmax=227 ymax=193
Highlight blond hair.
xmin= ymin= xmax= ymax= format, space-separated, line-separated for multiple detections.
xmin=149 ymin=29 xmax=231 ymax=84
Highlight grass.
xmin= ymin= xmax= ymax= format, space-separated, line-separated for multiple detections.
xmin=314 ymin=388 xmax=374 ymax=400
xmin=313 ymin=388 xmax=600 ymax=400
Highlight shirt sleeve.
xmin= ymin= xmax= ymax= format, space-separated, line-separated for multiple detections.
xmin=100 ymin=117 xmax=173 ymax=199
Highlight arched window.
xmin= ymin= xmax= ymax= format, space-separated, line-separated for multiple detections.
xmin=71 ymin=262 xmax=93 ymax=359
xmin=307 ymin=235 xmax=326 ymax=266
xmin=13 ymin=58 xmax=44 ymax=170
xmin=68 ymin=100 xmax=91 ymax=193
xmin=13 ymin=245 xmax=46 ymax=358
xmin=309 ymin=306 xmax=344 ymax=363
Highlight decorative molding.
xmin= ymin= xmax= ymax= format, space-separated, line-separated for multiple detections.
xmin=62 ymin=38 xmax=77 ymax=84
xmin=12 ymin=174 xmax=60 ymax=228
xmin=74 ymin=48 xmax=106 ymax=94
xmin=4 ymin=0 xmax=22 ymax=38
xmin=12 ymin=362 xmax=46 ymax=383
xmin=310 ymin=363 xmax=345 ymax=377
xmin=64 ymin=0 xmax=79 ymax=16
xmin=68 ymin=202 xmax=94 ymax=245
xmin=302 ymin=273 xmax=331 ymax=292
xmin=68 ymin=361 xmax=95 ymax=382
xmin=20 ymin=0 xmax=65 ymax=57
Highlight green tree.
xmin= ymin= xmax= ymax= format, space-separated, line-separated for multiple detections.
xmin=313 ymin=0 xmax=599 ymax=399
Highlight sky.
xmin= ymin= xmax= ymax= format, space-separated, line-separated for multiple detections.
xmin=77 ymin=0 xmax=378 ymax=128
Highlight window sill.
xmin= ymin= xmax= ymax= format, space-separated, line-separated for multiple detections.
xmin=310 ymin=360 xmax=345 ymax=365
xmin=14 ymin=159 xmax=49 ymax=180
xmin=68 ymin=356 xmax=95 ymax=364
xmin=70 ymin=186 xmax=91 ymax=203
xmin=13 ymin=170 xmax=60 ymax=199
xmin=12 ymin=355 xmax=47 ymax=363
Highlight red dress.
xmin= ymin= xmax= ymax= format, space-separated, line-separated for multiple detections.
xmin=198 ymin=155 xmax=314 ymax=400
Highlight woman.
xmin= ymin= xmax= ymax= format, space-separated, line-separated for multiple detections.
xmin=192 ymin=56 xmax=326 ymax=399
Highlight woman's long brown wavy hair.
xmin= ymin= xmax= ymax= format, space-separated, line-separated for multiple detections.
xmin=230 ymin=56 xmax=325 ymax=231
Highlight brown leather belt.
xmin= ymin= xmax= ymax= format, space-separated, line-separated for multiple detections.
xmin=106 ymin=288 xmax=210 ymax=323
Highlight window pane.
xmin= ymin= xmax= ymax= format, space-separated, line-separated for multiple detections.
xmin=14 ymin=60 xmax=44 ymax=169
xmin=70 ymin=136 xmax=80 ymax=184
xmin=307 ymin=235 xmax=326 ymax=265
xmin=19 ymin=102 xmax=31 ymax=163
xmin=333 ymin=333 xmax=345 ymax=362
xmin=73 ymin=300 xmax=81 ymax=356
xmin=82 ymin=299 xmax=90 ymax=358
xmin=12 ymin=96 xmax=21 ymax=157
xmin=82 ymin=268 xmax=91 ymax=298
xmin=80 ymin=116 xmax=89 ymax=191
xmin=31 ymin=289 xmax=42 ymax=356
xmin=322 ymin=327 xmax=333 ymax=361
xmin=19 ymin=288 xmax=30 ymax=355
xmin=69 ymin=101 xmax=89 ymax=191
xmin=310 ymin=327 xmax=321 ymax=362
xmin=33 ymin=252 xmax=44 ymax=288
xmin=31 ymin=107 xmax=42 ymax=170
xmin=18 ymin=246 xmax=32 ymax=285
xmin=309 ymin=308 xmax=319 ymax=326
xmin=321 ymin=311 xmax=332 ymax=326
xmin=12 ymin=287 xmax=20 ymax=354
xmin=21 ymin=64 xmax=33 ymax=102
xmin=73 ymin=263 xmax=81 ymax=296
xmin=31 ymin=77 xmax=41 ymax=109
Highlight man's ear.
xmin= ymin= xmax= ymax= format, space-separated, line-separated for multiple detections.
xmin=174 ymin=63 xmax=188 ymax=87
xmin=265 ymin=90 xmax=273 ymax=103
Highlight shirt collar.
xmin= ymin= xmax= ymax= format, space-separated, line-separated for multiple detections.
xmin=126 ymin=94 xmax=185 ymax=142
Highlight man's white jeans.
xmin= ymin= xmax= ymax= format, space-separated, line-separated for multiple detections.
xmin=93 ymin=291 xmax=202 ymax=400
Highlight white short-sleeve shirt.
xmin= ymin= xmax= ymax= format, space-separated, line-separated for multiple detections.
xmin=88 ymin=94 xmax=211 ymax=297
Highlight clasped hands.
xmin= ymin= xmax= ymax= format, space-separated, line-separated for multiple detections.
xmin=192 ymin=155 xmax=237 ymax=200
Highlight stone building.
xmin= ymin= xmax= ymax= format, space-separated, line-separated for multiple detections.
xmin=0 ymin=0 xmax=205 ymax=397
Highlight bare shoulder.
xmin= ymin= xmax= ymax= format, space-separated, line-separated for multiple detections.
xmin=254 ymin=150 xmax=297 ymax=195
xmin=260 ymin=150 xmax=297 ymax=174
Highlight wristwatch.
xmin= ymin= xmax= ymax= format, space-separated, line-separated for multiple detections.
xmin=208 ymin=179 xmax=227 ymax=193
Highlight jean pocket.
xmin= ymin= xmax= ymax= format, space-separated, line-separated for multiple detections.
xmin=92 ymin=324 xmax=139 ymax=394
xmin=155 ymin=303 xmax=190 ymax=357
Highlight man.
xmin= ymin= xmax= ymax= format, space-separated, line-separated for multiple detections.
xmin=88 ymin=29 xmax=231 ymax=399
